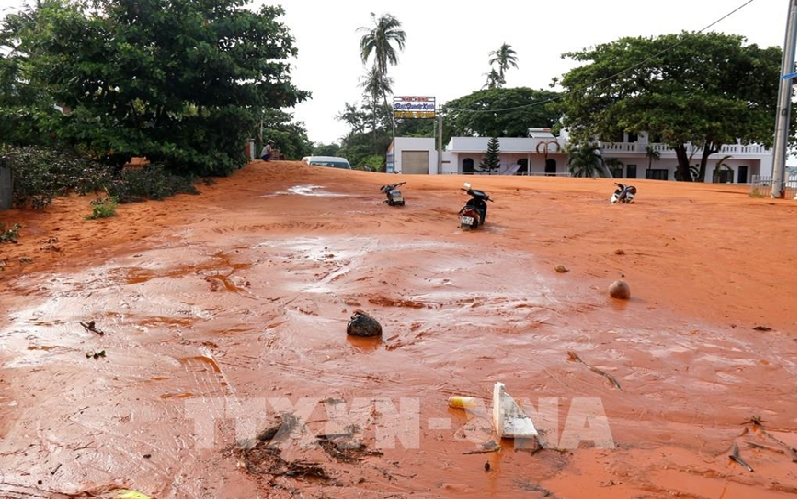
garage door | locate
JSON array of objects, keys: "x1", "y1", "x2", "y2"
[{"x1": 401, "y1": 151, "x2": 430, "y2": 174}]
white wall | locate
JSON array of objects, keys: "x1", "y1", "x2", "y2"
[{"x1": 389, "y1": 138, "x2": 438, "y2": 174}]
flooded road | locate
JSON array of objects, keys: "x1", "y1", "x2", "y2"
[{"x1": 1, "y1": 162, "x2": 796, "y2": 498}]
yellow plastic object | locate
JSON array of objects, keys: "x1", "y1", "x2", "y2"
[
  {"x1": 116, "y1": 491, "x2": 151, "y2": 499},
  {"x1": 448, "y1": 396, "x2": 479, "y2": 409}
]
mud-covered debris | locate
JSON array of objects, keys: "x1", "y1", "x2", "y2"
[
  {"x1": 347, "y1": 310, "x2": 383, "y2": 337},
  {"x1": 316, "y1": 433, "x2": 382, "y2": 463},
  {"x1": 80, "y1": 320, "x2": 105, "y2": 335},
  {"x1": 554, "y1": 265, "x2": 569, "y2": 273},
  {"x1": 567, "y1": 351, "x2": 622, "y2": 391},
  {"x1": 753, "y1": 325, "x2": 773, "y2": 332}
]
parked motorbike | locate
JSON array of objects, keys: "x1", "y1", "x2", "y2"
[
  {"x1": 381, "y1": 182, "x2": 407, "y2": 206},
  {"x1": 459, "y1": 183, "x2": 493, "y2": 230},
  {"x1": 611, "y1": 183, "x2": 637, "y2": 204}
]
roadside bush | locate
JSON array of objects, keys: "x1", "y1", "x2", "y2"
[
  {"x1": 4, "y1": 146, "x2": 113, "y2": 209},
  {"x1": 4, "y1": 146, "x2": 200, "y2": 209},
  {"x1": 107, "y1": 164, "x2": 199, "y2": 203},
  {"x1": 0, "y1": 222, "x2": 21, "y2": 243}
]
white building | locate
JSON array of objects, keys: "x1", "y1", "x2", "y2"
[{"x1": 387, "y1": 129, "x2": 772, "y2": 183}]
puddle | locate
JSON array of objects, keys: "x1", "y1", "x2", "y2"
[{"x1": 262, "y1": 184, "x2": 349, "y2": 198}]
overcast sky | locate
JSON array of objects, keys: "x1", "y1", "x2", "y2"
[{"x1": 0, "y1": 0, "x2": 791, "y2": 145}]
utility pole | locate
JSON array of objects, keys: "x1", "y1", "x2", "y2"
[
  {"x1": 437, "y1": 112, "x2": 443, "y2": 174},
  {"x1": 771, "y1": 0, "x2": 797, "y2": 198}
]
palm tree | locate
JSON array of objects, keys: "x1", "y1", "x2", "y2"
[
  {"x1": 488, "y1": 43, "x2": 519, "y2": 84},
  {"x1": 359, "y1": 66, "x2": 393, "y2": 144},
  {"x1": 358, "y1": 13, "x2": 406, "y2": 138},
  {"x1": 567, "y1": 142, "x2": 610, "y2": 178},
  {"x1": 482, "y1": 68, "x2": 504, "y2": 90},
  {"x1": 604, "y1": 157, "x2": 624, "y2": 178},
  {"x1": 712, "y1": 154, "x2": 733, "y2": 183},
  {"x1": 645, "y1": 145, "x2": 660, "y2": 177}
]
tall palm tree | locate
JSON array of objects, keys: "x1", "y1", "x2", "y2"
[
  {"x1": 358, "y1": 13, "x2": 406, "y2": 139},
  {"x1": 488, "y1": 43, "x2": 519, "y2": 84},
  {"x1": 567, "y1": 142, "x2": 610, "y2": 178}
]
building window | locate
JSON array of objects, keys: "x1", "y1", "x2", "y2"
[
  {"x1": 626, "y1": 164, "x2": 637, "y2": 178},
  {"x1": 646, "y1": 169, "x2": 669, "y2": 180},
  {"x1": 463, "y1": 158, "x2": 475, "y2": 174},
  {"x1": 627, "y1": 132, "x2": 638, "y2": 143}
]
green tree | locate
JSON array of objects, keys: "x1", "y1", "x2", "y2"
[
  {"x1": 443, "y1": 87, "x2": 561, "y2": 138},
  {"x1": 258, "y1": 109, "x2": 312, "y2": 160},
  {"x1": 0, "y1": 3, "x2": 62, "y2": 146},
  {"x1": 567, "y1": 142, "x2": 610, "y2": 178},
  {"x1": 558, "y1": 31, "x2": 785, "y2": 182},
  {"x1": 313, "y1": 143, "x2": 340, "y2": 156},
  {"x1": 16, "y1": 0, "x2": 308, "y2": 175},
  {"x1": 358, "y1": 12, "x2": 406, "y2": 140},
  {"x1": 479, "y1": 136, "x2": 500, "y2": 172},
  {"x1": 488, "y1": 43, "x2": 518, "y2": 86}
]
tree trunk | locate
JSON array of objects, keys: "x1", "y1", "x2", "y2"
[
  {"x1": 696, "y1": 140, "x2": 719, "y2": 183},
  {"x1": 382, "y1": 93, "x2": 395, "y2": 146},
  {"x1": 674, "y1": 144, "x2": 693, "y2": 182}
]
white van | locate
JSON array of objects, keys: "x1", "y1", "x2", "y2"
[{"x1": 304, "y1": 156, "x2": 351, "y2": 169}]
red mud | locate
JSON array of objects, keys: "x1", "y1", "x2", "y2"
[{"x1": 1, "y1": 161, "x2": 796, "y2": 498}]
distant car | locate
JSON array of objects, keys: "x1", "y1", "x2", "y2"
[{"x1": 305, "y1": 156, "x2": 351, "y2": 169}]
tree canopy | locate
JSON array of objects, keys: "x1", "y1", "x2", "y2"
[
  {"x1": 557, "y1": 31, "x2": 787, "y2": 181},
  {"x1": 442, "y1": 87, "x2": 561, "y2": 138},
  {"x1": 0, "y1": 0, "x2": 309, "y2": 175}
]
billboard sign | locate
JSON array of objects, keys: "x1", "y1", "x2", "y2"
[{"x1": 394, "y1": 96, "x2": 436, "y2": 118}]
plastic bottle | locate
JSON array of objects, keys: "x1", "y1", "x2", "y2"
[{"x1": 448, "y1": 396, "x2": 479, "y2": 409}]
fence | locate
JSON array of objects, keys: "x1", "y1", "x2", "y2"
[{"x1": 750, "y1": 175, "x2": 797, "y2": 199}]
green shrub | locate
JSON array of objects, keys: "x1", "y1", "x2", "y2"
[
  {"x1": 0, "y1": 223, "x2": 21, "y2": 243},
  {"x1": 4, "y1": 146, "x2": 113, "y2": 209},
  {"x1": 85, "y1": 197, "x2": 118, "y2": 220},
  {"x1": 107, "y1": 164, "x2": 199, "y2": 202}
]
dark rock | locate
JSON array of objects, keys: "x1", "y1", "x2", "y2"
[{"x1": 347, "y1": 310, "x2": 383, "y2": 337}]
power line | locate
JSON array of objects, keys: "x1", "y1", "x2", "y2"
[{"x1": 443, "y1": 0, "x2": 760, "y2": 115}]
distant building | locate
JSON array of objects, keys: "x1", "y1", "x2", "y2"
[{"x1": 387, "y1": 129, "x2": 772, "y2": 184}]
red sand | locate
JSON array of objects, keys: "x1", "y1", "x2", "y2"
[{"x1": 1, "y1": 161, "x2": 796, "y2": 498}]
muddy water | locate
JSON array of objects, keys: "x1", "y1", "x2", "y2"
[{"x1": 1, "y1": 172, "x2": 797, "y2": 498}]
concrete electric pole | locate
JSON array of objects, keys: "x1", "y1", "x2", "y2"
[{"x1": 771, "y1": 0, "x2": 797, "y2": 198}]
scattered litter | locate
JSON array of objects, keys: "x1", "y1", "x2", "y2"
[
  {"x1": 463, "y1": 440, "x2": 501, "y2": 455},
  {"x1": 484, "y1": 461, "x2": 490, "y2": 471},
  {"x1": 554, "y1": 265, "x2": 569, "y2": 273},
  {"x1": 116, "y1": 491, "x2": 151, "y2": 499},
  {"x1": 614, "y1": 249, "x2": 625, "y2": 255},
  {"x1": 347, "y1": 310, "x2": 383, "y2": 337},
  {"x1": 86, "y1": 350, "x2": 106, "y2": 359},
  {"x1": 80, "y1": 320, "x2": 105, "y2": 335},
  {"x1": 753, "y1": 326, "x2": 773, "y2": 332},
  {"x1": 729, "y1": 442, "x2": 754, "y2": 472},
  {"x1": 448, "y1": 396, "x2": 479, "y2": 409},
  {"x1": 493, "y1": 382, "x2": 539, "y2": 446},
  {"x1": 567, "y1": 351, "x2": 622, "y2": 391}
]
